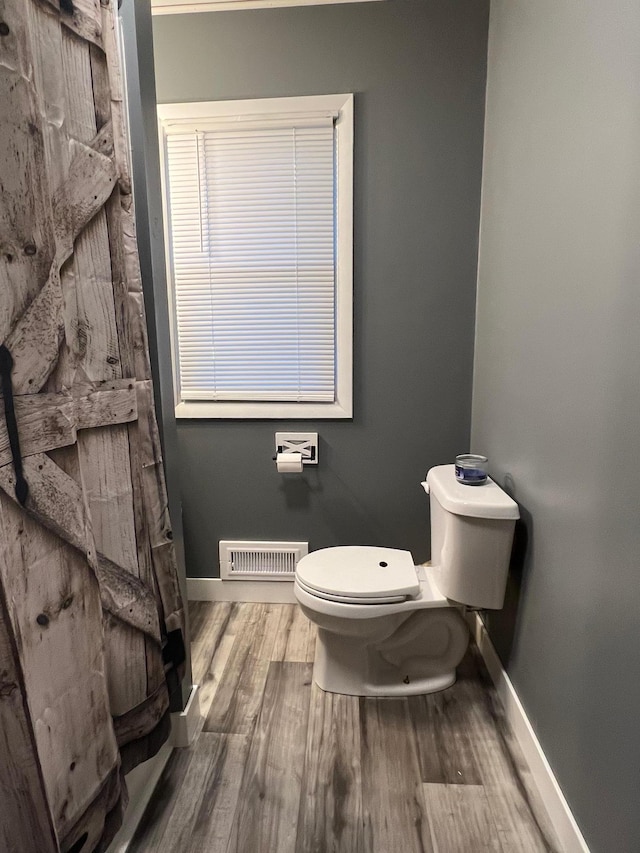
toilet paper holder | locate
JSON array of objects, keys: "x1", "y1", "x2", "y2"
[{"x1": 273, "y1": 432, "x2": 318, "y2": 466}]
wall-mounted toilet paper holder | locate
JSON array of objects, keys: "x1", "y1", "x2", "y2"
[{"x1": 273, "y1": 432, "x2": 318, "y2": 466}]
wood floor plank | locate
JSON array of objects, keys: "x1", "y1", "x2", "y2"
[
  {"x1": 190, "y1": 601, "x2": 235, "y2": 684},
  {"x1": 457, "y1": 647, "x2": 558, "y2": 852},
  {"x1": 128, "y1": 744, "x2": 195, "y2": 851},
  {"x1": 272, "y1": 604, "x2": 317, "y2": 663},
  {"x1": 295, "y1": 684, "x2": 363, "y2": 853},
  {"x1": 129, "y1": 733, "x2": 249, "y2": 853},
  {"x1": 131, "y1": 607, "x2": 556, "y2": 853},
  {"x1": 187, "y1": 599, "x2": 210, "y2": 645},
  {"x1": 422, "y1": 783, "x2": 504, "y2": 853},
  {"x1": 184, "y1": 734, "x2": 251, "y2": 853},
  {"x1": 190, "y1": 602, "x2": 243, "y2": 734},
  {"x1": 360, "y1": 698, "x2": 435, "y2": 853},
  {"x1": 407, "y1": 662, "x2": 483, "y2": 785},
  {"x1": 204, "y1": 603, "x2": 282, "y2": 735},
  {"x1": 226, "y1": 661, "x2": 313, "y2": 853}
]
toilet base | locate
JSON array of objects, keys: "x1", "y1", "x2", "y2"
[
  {"x1": 312, "y1": 606, "x2": 468, "y2": 697},
  {"x1": 313, "y1": 653, "x2": 457, "y2": 697}
]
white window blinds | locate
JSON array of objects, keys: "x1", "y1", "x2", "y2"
[{"x1": 164, "y1": 117, "x2": 336, "y2": 403}]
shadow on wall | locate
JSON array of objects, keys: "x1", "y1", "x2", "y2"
[
  {"x1": 277, "y1": 453, "x2": 397, "y2": 548},
  {"x1": 483, "y1": 473, "x2": 533, "y2": 668}
]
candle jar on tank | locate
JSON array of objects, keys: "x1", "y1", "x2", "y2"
[{"x1": 455, "y1": 454, "x2": 488, "y2": 485}]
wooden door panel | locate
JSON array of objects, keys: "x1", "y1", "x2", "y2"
[
  {"x1": 0, "y1": 484, "x2": 120, "y2": 846},
  {"x1": 0, "y1": 1, "x2": 186, "y2": 849}
]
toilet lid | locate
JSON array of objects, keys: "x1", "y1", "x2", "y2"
[{"x1": 295, "y1": 546, "x2": 420, "y2": 602}]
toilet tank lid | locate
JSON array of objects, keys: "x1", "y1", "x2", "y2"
[{"x1": 426, "y1": 465, "x2": 519, "y2": 520}]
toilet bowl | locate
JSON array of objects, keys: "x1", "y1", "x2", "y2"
[{"x1": 294, "y1": 464, "x2": 519, "y2": 697}]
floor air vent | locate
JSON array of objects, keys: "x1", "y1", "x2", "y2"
[{"x1": 219, "y1": 541, "x2": 308, "y2": 581}]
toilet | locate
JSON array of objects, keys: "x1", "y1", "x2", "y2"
[{"x1": 294, "y1": 464, "x2": 519, "y2": 697}]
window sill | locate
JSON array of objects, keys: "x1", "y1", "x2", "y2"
[{"x1": 175, "y1": 401, "x2": 352, "y2": 420}]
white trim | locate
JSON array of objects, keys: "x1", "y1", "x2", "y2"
[
  {"x1": 468, "y1": 613, "x2": 590, "y2": 853},
  {"x1": 105, "y1": 743, "x2": 173, "y2": 853},
  {"x1": 175, "y1": 400, "x2": 351, "y2": 419},
  {"x1": 170, "y1": 683, "x2": 202, "y2": 747},
  {"x1": 187, "y1": 576, "x2": 297, "y2": 603},
  {"x1": 157, "y1": 94, "x2": 353, "y2": 421},
  {"x1": 152, "y1": 0, "x2": 384, "y2": 15}
]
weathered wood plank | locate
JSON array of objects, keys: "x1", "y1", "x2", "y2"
[
  {"x1": 190, "y1": 602, "x2": 233, "y2": 682},
  {"x1": 272, "y1": 603, "x2": 317, "y2": 663},
  {"x1": 192, "y1": 605, "x2": 239, "y2": 734},
  {"x1": 227, "y1": 661, "x2": 313, "y2": 853},
  {"x1": 186, "y1": 734, "x2": 251, "y2": 853},
  {"x1": 100, "y1": 9, "x2": 186, "y2": 692},
  {"x1": 187, "y1": 599, "x2": 211, "y2": 644},
  {"x1": 0, "y1": 452, "x2": 90, "y2": 552},
  {"x1": 0, "y1": 0, "x2": 56, "y2": 346},
  {"x1": 204, "y1": 603, "x2": 281, "y2": 735},
  {"x1": 4, "y1": 268, "x2": 65, "y2": 395},
  {"x1": 52, "y1": 138, "x2": 117, "y2": 261},
  {"x1": 4, "y1": 134, "x2": 118, "y2": 396},
  {"x1": 422, "y1": 783, "x2": 504, "y2": 853},
  {"x1": 128, "y1": 742, "x2": 196, "y2": 852},
  {"x1": 458, "y1": 649, "x2": 558, "y2": 852},
  {"x1": 27, "y1": 0, "x2": 71, "y2": 199},
  {"x1": 96, "y1": 552, "x2": 161, "y2": 642},
  {"x1": 111, "y1": 679, "x2": 169, "y2": 748},
  {"x1": 407, "y1": 678, "x2": 483, "y2": 785},
  {"x1": 0, "y1": 454, "x2": 161, "y2": 641},
  {"x1": 0, "y1": 492, "x2": 120, "y2": 844},
  {"x1": 136, "y1": 379, "x2": 184, "y2": 635},
  {"x1": 90, "y1": 38, "x2": 161, "y2": 700},
  {"x1": 80, "y1": 426, "x2": 139, "y2": 573},
  {"x1": 60, "y1": 25, "x2": 98, "y2": 143},
  {"x1": 0, "y1": 382, "x2": 137, "y2": 467},
  {"x1": 128, "y1": 733, "x2": 250, "y2": 853},
  {"x1": 74, "y1": 380, "x2": 138, "y2": 429},
  {"x1": 295, "y1": 684, "x2": 363, "y2": 853},
  {"x1": 0, "y1": 582, "x2": 58, "y2": 853},
  {"x1": 0, "y1": 389, "x2": 76, "y2": 467},
  {"x1": 60, "y1": 764, "x2": 123, "y2": 853},
  {"x1": 360, "y1": 697, "x2": 435, "y2": 853},
  {"x1": 3, "y1": 75, "x2": 117, "y2": 396},
  {"x1": 59, "y1": 0, "x2": 103, "y2": 49},
  {"x1": 53, "y1": 8, "x2": 155, "y2": 731},
  {"x1": 27, "y1": 0, "x2": 78, "y2": 400}
]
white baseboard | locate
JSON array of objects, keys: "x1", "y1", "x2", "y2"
[
  {"x1": 187, "y1": 576, "x2": 296, "y2": 603},
  {"x1": 106, "y1": 742, "x2": 173, "y2": 853},
  {"x1": 468, "y1": 613, "x2": 590, "y2": 853},
  {"x1": 170, "y1": 683, "x2": 201, "y2": 747}
]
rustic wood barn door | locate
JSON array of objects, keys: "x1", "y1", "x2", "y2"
[{"x1": 0, "y1": 1, "x2": 185, "y2": 851}]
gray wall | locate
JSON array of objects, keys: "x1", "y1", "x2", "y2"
[
  {"x1": 152, "y1": 0, "x2": 489, "y2": 577},
  {"x1": 472, "y1": 2, "x2": 640, "y2": 850}
]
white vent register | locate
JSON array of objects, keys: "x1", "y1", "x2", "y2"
[{"x1": 219, "y1": 541, "x2": 309, "y2": 581}]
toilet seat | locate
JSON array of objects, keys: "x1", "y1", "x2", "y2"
[
  {"x1": 295, "y1": 545, "x2": 421, "y2": 604},
  {"x1": 295, "y1": 575, "x2": 409, "y2": 605}
]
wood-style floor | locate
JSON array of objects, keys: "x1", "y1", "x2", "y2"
[{"x1": 130, "y1": 602, "x2": 560, "y2": 853}]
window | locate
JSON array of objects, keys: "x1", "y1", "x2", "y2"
[{"x1": 158, "y1": 94, "x2": 353, "y2": 418}]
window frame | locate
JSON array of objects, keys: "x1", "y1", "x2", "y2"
[
  {"x1": 158, "y1": 93, "x2": 353, "y2": 419},
  {"x1": 152, "y1": 0, "x2": 383, "y2": 16}
]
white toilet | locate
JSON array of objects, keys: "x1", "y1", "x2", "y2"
[{"x1": 294, "y1": 464, "x2": 519, "y2": 697}]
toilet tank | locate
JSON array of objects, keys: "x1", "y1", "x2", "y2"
[{"x1": 425, "y1": 465, "x2": 519, "y2": 609}]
